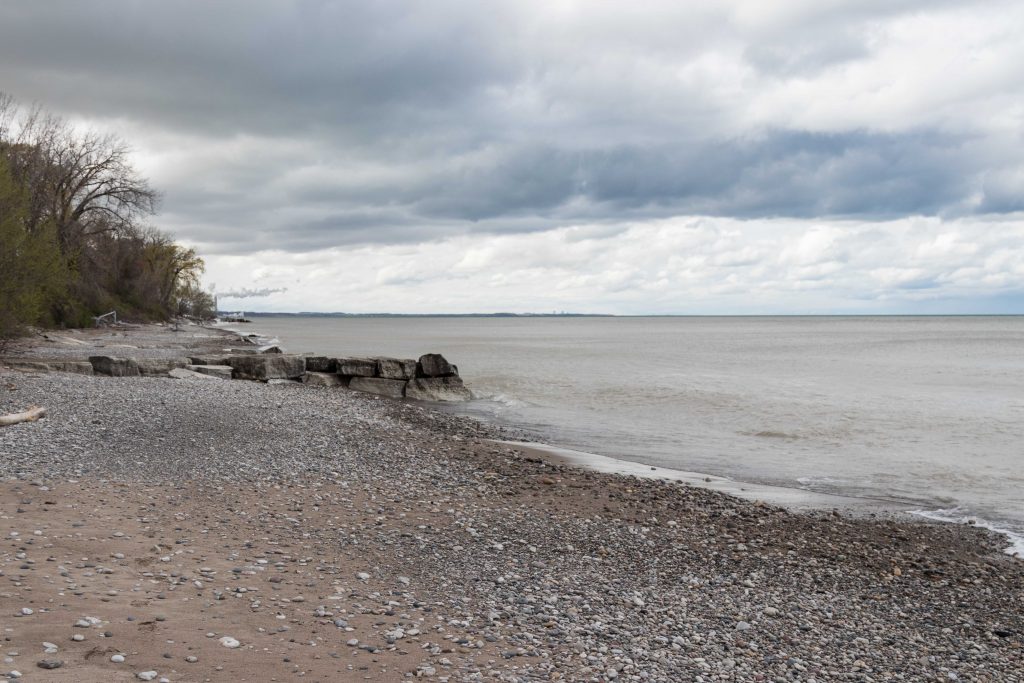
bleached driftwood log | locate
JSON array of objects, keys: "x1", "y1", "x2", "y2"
[{"x1": 0, "y1": 406, "x2": 47, "y2": 427}]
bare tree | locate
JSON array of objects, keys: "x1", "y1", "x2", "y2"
[
  {"x1": 0, "y1": 93, "x2": 201, "y2": 329},
  {"x1": 0, "y1": 93, "x2": 159, "y2": 250}
]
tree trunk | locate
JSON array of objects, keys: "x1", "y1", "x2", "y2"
[{"x1": 0, "y1": 405, "x2": 46, "y2": 427}]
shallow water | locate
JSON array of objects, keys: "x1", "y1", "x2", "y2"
[{"x1": 236, "y1": 315, "x2": 1024, "y2": 554}]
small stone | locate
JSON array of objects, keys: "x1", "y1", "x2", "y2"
[
  {"x1": 346, "y1": 639, "x2": 359, "y2": 647},
  {"x1": 764, "y1": 607, "x2": 779, "y2": 617},
  {"x1": 356, "y1": 572, "x2": 370, "y2": 581},
  {"x1": 185, "y1": 655, "x2": 198, "y2": 663},
  {"x1": 19, "y1": 609, "x2": 32, "y2": 616},
  {"x1": 71, "y1": 635, "x2": 85, "y2": 642},
  {"x1": 111, "y1": 654, "x2": 125, "y2": 663},
  {"x1": 219, "y1": 636, "x2": 240, "y2": 649},
  {"x1": 736, "y1": 621, "x2": 752, "y2": 631},
  {"x1": 36, "y1": 660, "x2": 63, "y2": 670},
  {"x1": 136, "y1": 672, "x2": 158, "y2": 681}
]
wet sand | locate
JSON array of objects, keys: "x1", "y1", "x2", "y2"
[{"x1": 498, "y1": 441, "x2": 913, "y2": 517}]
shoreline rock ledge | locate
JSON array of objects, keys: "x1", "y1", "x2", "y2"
[
  {"x1": 7, "y1": 337, "x2": 473, "y2": 402},
  {"x1": 304, "y1": 352, "x2": 472, "y2": 402}
]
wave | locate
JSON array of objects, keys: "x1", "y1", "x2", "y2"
[
  {"x1": 909, "y1": 507, "x2": 1024, "y2": 559},
  {"x1": 472, "y1": 391, "x2": 529, "y2": 409},
  {"x1": 753, "y1": 430, "x2": 801, "y2": 440},
  {"x1": 796, "y1": 475, "x2": 840, "y2": 487}
]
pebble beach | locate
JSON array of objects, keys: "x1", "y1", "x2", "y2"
[{"x1": 0, "y1": 326, "x2": 1021, "y2": 682}]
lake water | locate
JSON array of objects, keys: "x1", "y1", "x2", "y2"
[{"x1": 234, "y1": 315, "x2": 1024, "y2": 554}]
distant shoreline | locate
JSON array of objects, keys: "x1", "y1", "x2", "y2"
[{"x1": 225, "y1": 311, "x2": 1024, "y2": 318}]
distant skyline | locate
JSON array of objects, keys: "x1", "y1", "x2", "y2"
[{"x1": 2, "y1": 1, "x2": 1022, "y2": 314}]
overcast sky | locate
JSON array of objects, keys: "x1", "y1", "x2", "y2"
[{"x1": 2, "y1": 0, "x2": 1022, "y2": 313}]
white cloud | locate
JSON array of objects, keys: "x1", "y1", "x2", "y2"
[{"x1": 202, "y1": 214, "x2": 1024, "y2": 314}]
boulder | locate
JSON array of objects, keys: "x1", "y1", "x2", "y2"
[
  {"x1": 259, "y1": 345, "x2": 284, "y2": 354},
  {"x1": 376, "y1": 357, "x2": 417, "y2": 380},
  {"x1": 303, "y1": 371, "x2": 346, "y2": 388},
  {"x1": 89, "y1": 356, "x2": 141, "y2": 377},
  {"x1": 305, "y1": 356, "x2": 338, "y2": 373},
  {"x1": 417, "y1": 353, "x2": 457, "y2": 377},
  {"x1": 190, "y1": 364, "x2": 234, "y2": 380},
  {"x1": 2, "y1": 360, "x2": 93, "y2": 375},
  {"x1": 337, "y1": 358, "x2": 378, "y2": 377},
  {"x1": 406, "y1": 376, "x2": 472, "y2": 402},
  {"x1": 169, "y1": 368, "x2": 224, "y2": 381},
  {"x1": 135, "y1": 358, "x2": 190, "y2": 376},
  {"x1": 2, "y1": 360, "x2": 51, "y2": 373},
  {"x1": 189, "y1": 355, "x2": 231, "y2": 366},
  {"x1": 227, "y1": 354, "x2": 306, "y2": 380},
  {"x1": 51, "y1": 360, "x2": 95, "y2": 375},
  {"x1": 349, "y1": 377, "x2": 406, "y2": 399}
]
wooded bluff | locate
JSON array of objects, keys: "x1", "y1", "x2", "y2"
[{"x1": 0, "y1": 93, "x2": 211, "y2": 339}]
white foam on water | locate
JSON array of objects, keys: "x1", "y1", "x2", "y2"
[
  {"x1": 909, "y1": 507, "x2": 1024, "y2": 559},
  {"x1": 472, "y1": 391, "x2": 528, "y2": 409},
  {"x1": 796, "y1": 476, "x2": 839, "y2": 487}
]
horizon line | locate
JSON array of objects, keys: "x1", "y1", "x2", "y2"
[{"x1": 220, "y1": 311, "x2": 1024, "y2": 318}]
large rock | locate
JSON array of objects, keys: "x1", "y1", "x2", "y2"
[
  {"x1": 376, "y1": 357, "x2": 417, "y2": 380},
  {"x1": 305, "y1": 356, "x2": 338, "y2": 373},
  {"x1": 190, "y1": 364, "x2": 234, "y2": 380},
  {"x1": 135, "y1": 358, "x2": 190, "y2": 376},
  {"x1": 337, "y1": 358, "x2": 377, "y2": 377},
  {"x1": 89, "y1": 356, "x2": 141, "y2": 377},
  {"x1": 349, "y1": 377, "x2": 406, "y2": 399},
  {"x1": 227, "y1": 354, "x2": 306, "y2": 380},
  {"x1": 2, "y1": 360, "x2": 93, "y2": 375},
  {"x1": 417, "y1": 353, "x2": 457, "y2": 377},
  {"x1": 169, "y1": 368, "x2": 225, "y2": 381},
  {"x1": 189, "y1": 355, "x2": 231, "y2": 366},
  {"x1": 303, "y1": 371, "x2": 346, "y2": 388},
  {"x1": 406, "y1": 376, "x2": 472, "y2": 402}
]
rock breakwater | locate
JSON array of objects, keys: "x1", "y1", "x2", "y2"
[{"x1": 1, "y1": 325, "x2": 471, "y2": 402}]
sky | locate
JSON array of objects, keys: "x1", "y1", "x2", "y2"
[{"x1": 1, "y1": 0, "x2": 1022, "y2": 314}]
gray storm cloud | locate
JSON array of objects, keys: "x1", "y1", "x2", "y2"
[{"x1": 1, "y1": 0, "x2": 1021, "y2": 258}]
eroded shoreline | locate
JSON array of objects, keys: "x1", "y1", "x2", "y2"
[{"x1": 0, "y1": 325, "x2": 1021, "y2": 682}]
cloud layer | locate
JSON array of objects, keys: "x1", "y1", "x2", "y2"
[
  {"x1": 210, "y1": 215, "x2": 1024, "y2": 314},
  {"x1": 1, "y1": 0, "x2": 1022, "y2": 311}
]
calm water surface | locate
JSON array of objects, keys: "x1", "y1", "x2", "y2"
[{"x1": 237, "y1": 315, "x2": 1024, "y2": 552}]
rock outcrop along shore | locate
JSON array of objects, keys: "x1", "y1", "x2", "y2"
[
  {"x1": 0, "y1": 325, "x2": 1021, "y2": 682},
  {"x1": 2, "y1": 323, "x2": 471, "y2": 402}
]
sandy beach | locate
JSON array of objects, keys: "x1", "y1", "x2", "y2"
[{"x1": 0, "y1": 325, "x2": 1021, "y2": 682}]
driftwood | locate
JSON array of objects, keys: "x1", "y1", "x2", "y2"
[{"x1": 0, "y1": 406, "x2": 47, "y2": 427}]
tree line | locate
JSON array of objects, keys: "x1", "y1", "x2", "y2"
[{"x1": 0, "y1": 94, "x2": 214, "y2": 339}]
